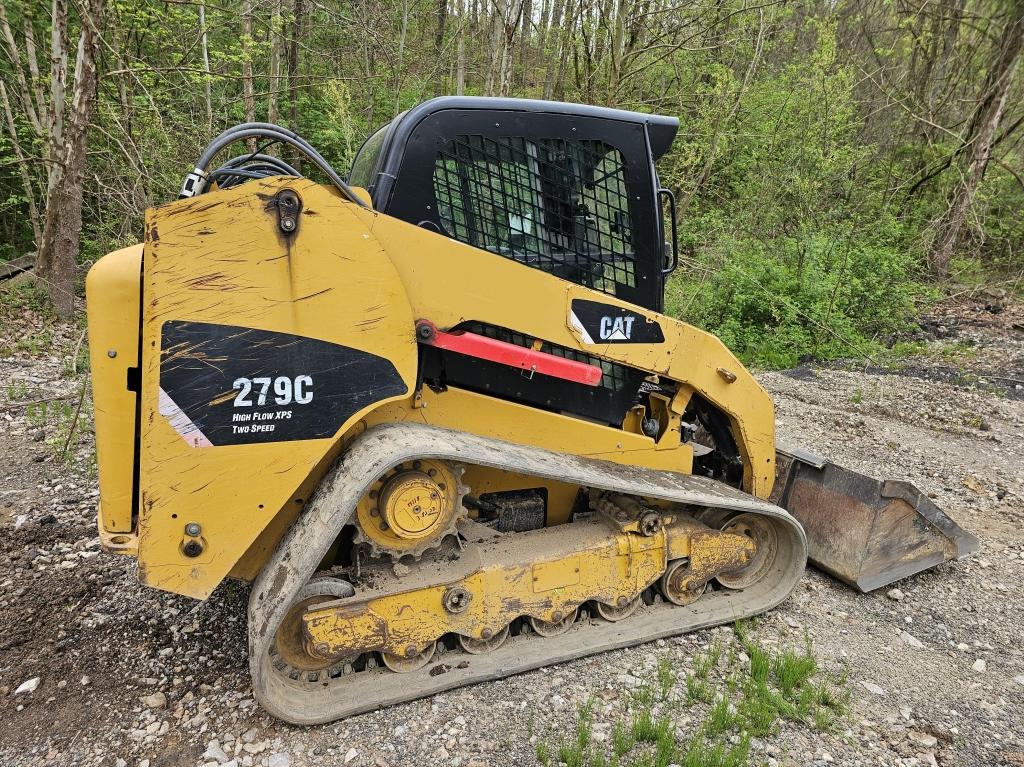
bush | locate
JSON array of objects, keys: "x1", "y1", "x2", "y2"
[{"x1": 666, "y1": 222, "x2": 927, "y2": 369}]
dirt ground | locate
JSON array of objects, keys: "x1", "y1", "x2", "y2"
[{"x1": 0, "y1": 295, "x2": 1021, "y2": 767}]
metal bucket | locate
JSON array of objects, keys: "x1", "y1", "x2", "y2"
[{"x1": 771, "y1": 446, "x2": 980, "y2": 592}]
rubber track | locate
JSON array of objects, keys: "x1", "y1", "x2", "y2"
[{"x1": 248, "y1": 423, "x2": 807, "y2": 724}]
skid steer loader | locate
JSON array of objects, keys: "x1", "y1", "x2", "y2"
[{"x1": 86, "y1": 97, "x2": 977, "y2": 724}]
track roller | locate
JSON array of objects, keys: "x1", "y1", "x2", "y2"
[
  {"x1": 660, "y1": 558, "x2": 707, "y2": 605},
  {"x1": 457, "y1": 625, "x2": 510, "y2": 654},
  {"x1": 381, "y1": 642, "x2": 436, "y2": 672},
  {"x1": 529, "y1": 609, "x2": 579, "y2": 637},
  {"x1": 595, "y1": 596, "x2": 641, "y2": 622}
]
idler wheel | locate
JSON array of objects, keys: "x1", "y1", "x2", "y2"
[{"x1": 715, "y1": 513, "x2": 778, "y2": 590}]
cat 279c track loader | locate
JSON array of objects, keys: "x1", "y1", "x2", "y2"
[{"x1": 86, "y1": 97, "x2": 977, "y2": 724}]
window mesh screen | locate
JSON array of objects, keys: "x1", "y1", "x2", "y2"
[{"x1": 434, "y1": 136, "x2": 636, "y2": 297}]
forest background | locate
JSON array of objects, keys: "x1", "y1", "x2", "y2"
[{"x1": 1, "y1": 0, "x2": 1022, "y2": 368}]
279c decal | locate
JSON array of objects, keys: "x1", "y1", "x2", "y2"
[
  {"x1": 232, "y1": 375, "x2": 313, "y2": 407},
  {"x1": 159, "y1": 321, "x2": 407, "y2": 446}
]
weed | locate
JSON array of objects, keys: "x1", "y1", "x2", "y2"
[
  {"x1": 631, "y1": 710, "x2": 672, "y2": 744},
  {"x1": 611, "y1": 721, "x2": 634, "y2": 759},
  {"x1": 685, "y1": 674, "x2": 709, "y2": 704},
  {"x1": 656, "y1": 658, "x2": 676, "y2": 701},
  {"x1": 536, "y1": 741, "x2": 552, "y2": 766},
  {"x1": 6, "y1": 380, "x2": 30, "y2": 400},
  {"x1": 850, "y1": 387, "x2": 863, "y2": 404},
  {"x1": 533, "y1": 624, "x2": 849, "y2": 767},
  {"x1": 772, "y1": 644, "x2": 817, "y2": 698},
  {"x1": 694, "y1": 639, "x2": 721, "y2": 679},
  {"x1": 747, "y1": 643, "x2": 770, "y2": 684},
  {"x1": 630, "y1": 683, "x2": 656, "y2": 709},
  {"x1": 704, "y1": 695, "x2": 738, "y2": 737},
  {"x1": 62, "y1": 342, "x2": 91, "y2": 377}
]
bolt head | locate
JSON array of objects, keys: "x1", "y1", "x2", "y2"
[
  {"x1": 184, "y1": 522, "x2": 201, "y2": 537},
  {"x1": 617, "y1": 596, "x2": 628, "y2": 607},
  {"x1": 405, "y1": 645, "x2": 417, "y2": 658},
  {"x1": 107, "y1": 349, "x2": 117, "y2": 358},
  {"x1": 182, "y1": 540, "x2": 203, "y2": 558},
  {"x1": 481, "y1": 628, "x2": 493, "y2": 640},
  {"x1": 552, "y1": 611, "x2": 563, "y2": 622}
]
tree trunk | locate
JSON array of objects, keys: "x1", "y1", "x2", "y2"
[
  {"x1": 242, "y1": 0, "x2": 256, "y2": 149},
  {"x1": 198, "y1": 1, "x2": 212, "y2": 132},
  {"x1": 47, "y1": 0, "x2": 68, "y2": 193},
  {"x1": 36, "y1": 0, "x2": 103, "y2": 321},
  {"x1": 456, "y1": 19, "x2": 466, "y2": 95},
  {"x1": 543, "y1": 0, "x2": 566, "y2": 98},
  {"x1": 929, "y1": 3, "x2": 1024, "y2": 277},
  {"x1": 268, "y1": 0, "x2": 283, "y2": 126},
  {"x1": 288, "y1": 0, "x2": 303, "y2": 169},
  {"x1": 394, "y1": 0, "x2": 410, "y2": 116},
  {"x1": 434, "y1": 0, "x2": 448, "y2": 95}
]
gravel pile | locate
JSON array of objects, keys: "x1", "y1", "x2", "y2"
[{"x1": 1, "y1": 300, "x2": 1021, "y2": 767}]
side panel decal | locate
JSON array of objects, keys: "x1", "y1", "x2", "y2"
[
  {"x1": 159, "y1": 321, "x2": 407, "y2": 446},
  {"x1": 570, "y1": 298, "x2": 665, "y2": 344}
]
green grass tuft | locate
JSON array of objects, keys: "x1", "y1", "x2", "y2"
[{"x1": 533, "y1": 624, "x2": 849, "y2": 767}]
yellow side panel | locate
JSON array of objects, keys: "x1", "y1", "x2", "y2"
[
  {"x1": 86, "y1": 245, "x2": 143, "y2": 533},
  {"x1": 137, "y1": 180, "x2": 416, "y2": 599},
  {"x1": 361, "y1": 211, "x2": 776, "y2": 496}
]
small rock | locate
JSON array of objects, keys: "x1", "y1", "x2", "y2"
[
  {"x1": 268, "y1": 753, "x2": 290, "y2": 767},
  {"x1": 887, "y1": 588, "x2": 904, "y2": 601},
  {"x1": 141, "y1": 692, "x2": 167, "y2": 709},
  {"x1": 860, "y1": 681, "x2": 885, "y2": 696},
  {"x1": 115, "y1": 760, "x2": 127, "y2": 767},
  {"x1": 344, "y1": 748, "x2": 358, "y2": 763},
  {"x1": 1014, "y1": 675, "x2": 1024, "y2": 687},
  {"x1": 972, "y1": 658, "x2": 986, "y2": 673},
  {"x1": 900, "y1": 631, "x2": 925, "y2": 650},
  {"x1": 204, "y1": 742, "x2": 231, "y2": 764},
  {"x1": 909, "y1": 731, "x2": 938, "y2": 749},
  {"x1": 15, "y1": 677, "x2": 40, "y2": 695},
  {"x1": 241, "y1": 728, "x2": 258, "y2": 744}
]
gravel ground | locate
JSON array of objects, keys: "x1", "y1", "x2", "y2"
[{"x1": 0, "y1": 296, "x2": 1022, "y2": 767}]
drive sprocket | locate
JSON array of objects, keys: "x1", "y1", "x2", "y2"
[{"x1": 353, "y1": 459, "x2": 467, "y2": 558}]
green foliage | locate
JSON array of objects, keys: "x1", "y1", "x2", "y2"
[
  {"x1": 534, "y1": 624, "x2": 849, "y2": 767},
  {"x1": 2, "y1": 0, "x2": 1019, "y2": 330}
]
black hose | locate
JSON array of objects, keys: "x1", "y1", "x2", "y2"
[{"x1": 180, "y1": 123, "x2": 367, "y2": 207}]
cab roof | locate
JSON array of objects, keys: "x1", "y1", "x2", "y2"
[{"x1": 392, "y1": 96, "x2": 680, "y2": 162}]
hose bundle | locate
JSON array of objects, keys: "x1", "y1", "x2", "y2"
[{"x1": 179, "y1": 122, "x2": 366, "y2": 208}]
